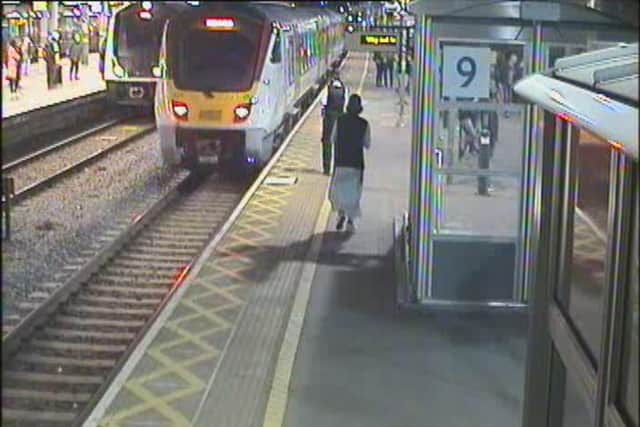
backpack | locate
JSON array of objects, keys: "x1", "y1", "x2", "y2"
[{"x1": 327, "y1": 80, "x2": 346, "y2": 112}]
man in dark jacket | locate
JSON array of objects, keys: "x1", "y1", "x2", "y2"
[{"x1": 320, "y1": 67, "x2": 348, "y2": 175}]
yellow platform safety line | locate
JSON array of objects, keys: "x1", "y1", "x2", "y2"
[{"x1": 262, "y1": 52, "x2": 370, "y2": 427}]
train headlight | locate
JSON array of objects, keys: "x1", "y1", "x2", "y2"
[
  {"x1": 233, "y1": 104, "x2": 251, "y2": 122},
  {"x1": 172, "y1": 100, "x2": 189, "y2": 121}
]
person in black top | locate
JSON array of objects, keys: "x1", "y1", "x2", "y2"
[
  {"x1": 321, "y1": 67, "x2": 348, "y2": 175},
  {"x1": 328, "y1": 94, "x2": 371, "y2": 232},
  {"x1": 373, "y1": 52, "x2": 384, "y2": 87}
]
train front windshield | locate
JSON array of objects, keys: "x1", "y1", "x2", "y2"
[
  {"x1": 114, "y1": 8, "x2": 167, "y2": 77},
  {"x1": 174, "y1": 26, "x2": 262, "y2": 92}
]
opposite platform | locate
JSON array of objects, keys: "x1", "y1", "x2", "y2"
[{"x1": 2, "y1": 53, "x2": 104, "y2": 119}]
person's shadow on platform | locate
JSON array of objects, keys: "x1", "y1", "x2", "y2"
[{"x1": 215, "y1": 229, "x2": 389, "y2": 291}]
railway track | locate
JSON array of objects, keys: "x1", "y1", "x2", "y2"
[
  {"x1": 2, "y1": 119, "x2": 155, "y2": 205},
  {"x1": 1, "y1": 170, "x2": 249, "y2": 426}
]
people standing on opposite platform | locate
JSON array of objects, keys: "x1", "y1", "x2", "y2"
[
  {"x1": 44, "y1": 32, "x2": 61, "y2": 89},
  {"x1": 458, "y1": 110, "x2": 479, "y2": 160},
  {"x1": 6, "y1": 39, "x2": 21, "y2": 99},
  {"x1": 373, "y1": 52, "x2": 384, "y2": 87},
  {"x1": 384, "y1": 53, "x2": 395, "y2": 89},
  {"x1": 321, "y1": 66, "x2": 348, "y2": 175},
  {"x1": 20, "y1": 36, "x2": 32, "y2": 78},
  {"x1": 68, "y1": 32, "x2": 83, "y2": 81},
  {"x1": 328, "y1": 94, "x2": 371, "y2": 232}
]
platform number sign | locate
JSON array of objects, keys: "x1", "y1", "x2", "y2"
[{"x1": 442, "y1": 46, "x2": 490, "y2": 99}]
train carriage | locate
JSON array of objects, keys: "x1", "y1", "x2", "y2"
[
  {"x1": 103, "y1": 2, "x2": 189, "y2": 108},
  {"x1": 155, "y1": 2, "x2": 345, "y2": 171}
]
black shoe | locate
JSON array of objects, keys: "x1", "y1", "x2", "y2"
[{"x1": 336, "y1": 216, "x2": 346, "y2": 231}]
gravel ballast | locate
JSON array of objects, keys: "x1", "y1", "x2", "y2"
[{"x1": 1, "y1": 131, "x2": 182, "y2": 323}]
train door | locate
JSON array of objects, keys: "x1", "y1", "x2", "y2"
[{"x1": 265, "y1": 27, "x2": 286, "y2": 141}]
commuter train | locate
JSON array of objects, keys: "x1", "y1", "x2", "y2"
[
  {"x1": 102, "y1": 2, "x2": 189, "y2": 107},
  {"x1": 155, "y1": 2, "x2": 345, "y2": 171}
]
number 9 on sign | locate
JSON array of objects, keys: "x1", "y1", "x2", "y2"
[
  {"x1": 457, "y1": 56, "x2": 476, "y2": 87},
  {"x1": 442, "y1": 46, "x2": 490, "y2": 99}
]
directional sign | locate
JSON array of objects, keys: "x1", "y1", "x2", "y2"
[
  {"x1": 360, "y1": 34, "x2": 398, "y2": 47},
  {"x1": 346, "y1": 31, "x2": 400, "y2": 53},
  {"x1": 442, "y1": 45, "x2": 490, "y2": 99}
]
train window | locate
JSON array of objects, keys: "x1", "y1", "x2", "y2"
[
  {"x1": 270, "y1": 31, "x2": 281, "y2": 64},
  {"x1": 560, "y1": 128, "x2": 612, "y2": 368},
  {"x1": 114, "y1": 8, "x2": 166, "y2": 77},
  {"x1": 175, "y1": 28, "x2": 261, "y2": 92}
]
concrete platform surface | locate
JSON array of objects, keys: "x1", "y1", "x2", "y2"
[{"x1": 283, "y1": 56, "x2": 528, "y2": 427}]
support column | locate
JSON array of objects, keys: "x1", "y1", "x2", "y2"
[
  {"x1": 408, "y1": 15, "x2": 436, "y2": 301},
  {"x1": 48, "y1": 1, "x2": 58, "y2": 35},
  {"x1": 521, "y1": 22, "x2": 555, "y2": 427}
]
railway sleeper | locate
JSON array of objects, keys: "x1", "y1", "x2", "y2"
[
  {"x1": 141, "y1": 224, "x2": 212, "y2": 235},
  {"x1": 125, "y1": 244, "x2": 201, "y2": 256},
  {"x1": 3, "y1": 370, "x2": 103, "y2": 390},
  {"x1": 110, "y1": 258, "x2": 187, "y2": 272},
  {"x1": 1, "y1": 407, "x2": 77, "y2": 426},
  {"x1": 125, "y1": 239, "x2": 205, "y2": 251},
  {"x1": 162, "y1": 208, "x2": 224, "y2": 219},
  {"x1": 54, "y1": 313, "x2": 145, "y2": 331},
  {"x1": 42, "y1": 326, "x2": 136, "y2": 343},
  {"x1": 3, "y1": 394, "x2": 86, "y2": 416},
  {"x1": 76, "y1": 293, "x2": 159, "y2": 308},
  {"x1": 118, "y1": 252, "x2": 193, "y2": 264},
  {"x1": 94, "y1": 273, "x2": 173, "y2": 286},
  {"x1": 85, "y1": 283, "x2": 167, "y2": 299},
  {"x1": 16, "y1": 352, "x2": 116, "y2": 371},
  {"x1": 5, "y1": 354, "x2": 110, "y2": 382},
  {"x1": 137, "y1": 230, "x2": 210, "y2": 242},
  {"x1": 3, "y1": 387, "x2": 92, "y2": 404},
  {"x1": 15, "y1": 300, "x2": 41, "y2": 314},
  {"x1": 29, "y1": 338, "x2": 127, "y2": 358},
  {"x1": 101, "y1": 266, "x2": 177, "y2": 280},
  {"x1": 64, "y1": 303, "x2": 153, "y2": 320},
  {"x1": 154, "y1": 220, "x2": 215, "y2": 233},
  {"x1": 160, "y1": 215, "x2": 225, "y2": 226}
]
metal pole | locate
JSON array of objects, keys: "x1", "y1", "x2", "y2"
[
  {"x1": 408, "y1": 14, "x2": 434, "y2": 301},
  {"x1": 2, "y1": 177, "x2": 15, "y2": 241},
  {"x1": 477, "y1": 128, "x2": 491, "y2": 195}
]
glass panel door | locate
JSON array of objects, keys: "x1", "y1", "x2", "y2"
[{"x1": 428, "y1": 40, "x2": 527, "y2": 303}]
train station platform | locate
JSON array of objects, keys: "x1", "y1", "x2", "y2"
[
  {"x1": 1, "y1": 53, "x2": 105, "y2": 119},
  {"x1": 84, "y1": 52, "x2": 526, "y2": 427}
]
